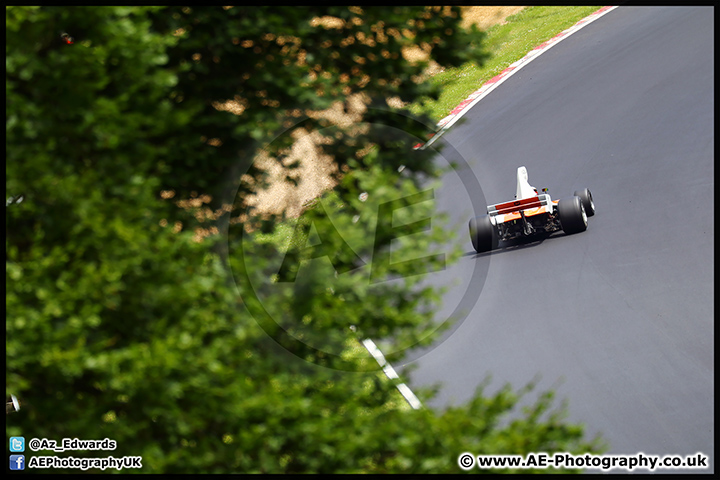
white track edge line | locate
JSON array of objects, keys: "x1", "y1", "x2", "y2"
[
  {"x1": 362, "y1": 338, "x2": 422, "y2": 410},
  {"x1": 422, "y1": 6, "x2": 619, "y2": 150},
  {"x1": 363, "y1": 7, "x2": 620, "y2": 412}
]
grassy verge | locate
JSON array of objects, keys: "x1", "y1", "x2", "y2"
[{"x1": 414, "y1": 6, "x2": 602, "y2": 122}]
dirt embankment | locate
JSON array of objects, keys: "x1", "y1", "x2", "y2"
[{"x1": 201, "y1": 8, "x2": 527, "y2": 231}]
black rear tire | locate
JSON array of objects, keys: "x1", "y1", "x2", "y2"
[
  {"x1": 469, "y1": 215, "x2": 498, "y2": 253},
  {"x1": 573, "y1": 188, "x2": 595, "y2": 217},
  {"x1": 558, "y1": 196, "x2": 588, "y2": 235}
]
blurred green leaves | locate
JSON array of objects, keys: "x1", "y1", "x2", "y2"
[{"x1": 6, "y1": 6, "x2": 603, "y2": 473}]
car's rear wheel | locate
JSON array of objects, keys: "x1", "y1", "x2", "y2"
[
  {"x1": 573, "y1": 188, "x2": 595, "y2": 217},
  {"x1": 558, "y1": 196, "x2": 588, "y2": 235},
  {"x1": 469, "y1": 215, "x2": 498, "y2": 253}
]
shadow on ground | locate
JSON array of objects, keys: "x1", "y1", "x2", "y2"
[{"x1": 463, "y1": 230, "x2": 582, "y2": 258}]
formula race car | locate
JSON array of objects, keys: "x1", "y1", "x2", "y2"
[{"x1": 469, "y1": 166, "x2": 594, "y2": 253}]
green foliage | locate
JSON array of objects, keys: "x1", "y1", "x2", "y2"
[
  {"x1": 235, "y1": 158, "x2": 451, "y2": 370},
  {"x1": 7, "y1": 6, "x2": 604, "y2": 473},
  {"x1": 414, "y1": 6, "x2": 602, "y2": 120}
]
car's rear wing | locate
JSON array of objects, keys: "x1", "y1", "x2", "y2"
[{"x1": 487, "y1": 194, "x2": 553, "y2": 216}]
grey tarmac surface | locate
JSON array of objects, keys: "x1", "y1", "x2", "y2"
[{"x1": 403, "y1": 6, "x2": 714, "y2": 471}]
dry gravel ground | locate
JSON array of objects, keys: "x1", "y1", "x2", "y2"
[
  {"x1": 243, "y1": 7, "x2": 526, "y2": 219},
  {"x1": 460, "y1": 6, "x2": 526, "y2": 30}
]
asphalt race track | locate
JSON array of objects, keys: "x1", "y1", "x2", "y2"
[{"x1": 403, "y1": 7, "x2": 714, "y2": 472}]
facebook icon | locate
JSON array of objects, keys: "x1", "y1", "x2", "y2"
[{"x1": 10, "y1": 454, "x2": 25, "y2": 470}]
